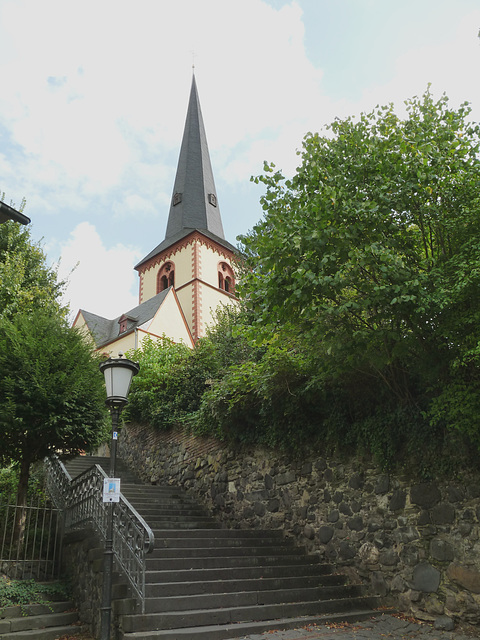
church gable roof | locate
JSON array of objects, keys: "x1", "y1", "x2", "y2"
[{"x1": 80, "y1": 288, "x2": 171, "y2": 348}]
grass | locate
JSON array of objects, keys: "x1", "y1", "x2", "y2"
[{"x1": 0, "y1": 575, "x2": 70, "y2": 612}]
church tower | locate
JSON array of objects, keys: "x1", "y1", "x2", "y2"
[
  {"x1": 134, "y1": 75, "x2": 237, "y2": 341},
  {"x1": 73, "y1": 75, "x2": 236, "y2": 354}
]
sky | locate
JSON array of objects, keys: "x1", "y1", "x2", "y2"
[{"x1": 1, "y1": 0, "x2": 479, "y2": 320}]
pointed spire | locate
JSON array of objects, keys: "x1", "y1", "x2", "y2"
[{"x1": 165, "y1": 75, "x2": 225, "y2": 241}]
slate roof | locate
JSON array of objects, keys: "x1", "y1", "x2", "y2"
[
  {"x1": 79, "y1": 288, "x2": 170, "y2": 349},
  {"x1": 136, "y1": 75, "x2": 232, "y2": 270}
]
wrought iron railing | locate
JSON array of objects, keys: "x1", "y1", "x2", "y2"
[
  {"x1": 0, "y1": 493, "x2": 62, "y2": 580},
  {"x1": 45, "y1": 456, "x2": 154, "y2": 611}
]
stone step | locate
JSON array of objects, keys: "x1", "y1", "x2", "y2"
[
  {"x1": 65, "y1": 457, "x2": 141, "y2": 482},
  {"x1": 144, "y1": 562, "x2": 334, "y2": 583},
  {"x1": 147, "y1": 521, "x2": 219, "y2": 529},
  {"x1": 0, "y1": 602, "x2": 83, "y2": 640},
  {"x1": 149, "y1": 545, "x2": 305, "y2": 558},
  {"x1": 0, "y1": 625, "x2": 89, "y2": 640},
  {"x1": 142, "y1": 584, "x2": 364, "y2": 613},
  {"x1": 144, "y1": 553, "x2": 321, "y2": 571},
  {"x1": 121, "y1": 596, "x2": 379, "y2": 633},
  {"x1": 125, "y1": 506, "x2": 208, "y2": 516},
  {"x1": 144, "y1": 573, "x2": 345, "y2": 597},
  {"x1": 0, "y1": 601, "x2": 76, "y2": 618},
  {"x1": 153, "y1": 533, "x2": 295, "y2": 548},
  {"x1": 119, "y1": 610, "x2": 378, "y2": 639},
  {"x1": 142, "y1": 505, "x2": 218, "y2": 528},
  {"x1": 151, "y1": 528, "x2": 285, "y2": 539}
]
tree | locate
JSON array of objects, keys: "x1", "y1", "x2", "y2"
[
  {"x1": 0, "y1": 310, "x2": 107, "y2": 543},
  {"x1": 0, "y1": 220, "x2": 66, "y2": 321},
  {"x1": 239, "y1": 90, "x2": 480, "y2": 445},
  {"x1": 0, "y1": 199, "x2": 108, "y2": 544}
]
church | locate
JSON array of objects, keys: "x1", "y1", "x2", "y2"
[{"x1": 73, "y1": 75, "x2": 238, "y2": 355}]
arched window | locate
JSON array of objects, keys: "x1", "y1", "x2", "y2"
[
  {"x1": 218, "y1": 262, "x2": 235, "y2": 294},
  {"x1": 157, "y1": 262, "x2": 175, "y2": 293}
]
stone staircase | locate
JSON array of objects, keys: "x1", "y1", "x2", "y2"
[
  {"x1": 0, "y1": 600, "x2": 87, "y2": 640},
  {"x1": 64, "y1": 456, "x2": 382, "y2": 640}
]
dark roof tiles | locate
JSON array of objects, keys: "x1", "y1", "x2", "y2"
[
  {"x1": 79, "y1": 288, "x2": 170, "y2": 348},
  {"x1": 136, "y1": 75, "x2": 230, "y2": 270}
]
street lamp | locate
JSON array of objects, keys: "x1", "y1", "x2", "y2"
[{"x1": 99, "y1": 354, "x2": 139, "y2": 640}]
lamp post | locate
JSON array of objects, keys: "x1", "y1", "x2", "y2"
[{"x1": 99, "y1": 354, "x2": 139, "y2": 640}]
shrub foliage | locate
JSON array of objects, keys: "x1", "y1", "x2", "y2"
[{"x1": 126, "y1": 91, "x2": 480, "y2": 476}]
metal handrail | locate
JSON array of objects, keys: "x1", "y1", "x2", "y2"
[{"x1": 45, "y1": 456, "x2": 154, "y2": 612}]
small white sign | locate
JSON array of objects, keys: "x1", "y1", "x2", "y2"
[{"x1": 103, "y1": 478, "x2": 121, "y2": 503}]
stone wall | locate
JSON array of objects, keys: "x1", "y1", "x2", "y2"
[
  {"x1": 61, "y1": 529, "x2": 104, "y2": 637},
  {"x1": 119, "y1": 422, "x2": 480, "y2": 629},
  {"x1": 61, "y1": 528, "x2": 132, "y2": 639}
]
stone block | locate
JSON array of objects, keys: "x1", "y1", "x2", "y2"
[
  {"x1": 400, "y1": 545, "x2": 419, "y2": 566},
  {"x1": 253, "y1": 501, "x2": 266, "y2": 516},
  {"x1": 370, "y1": 571, "x2": 388, "y2": 596},
  {"x1": 447, "y1": 486, "x2": 465, "y2": 503},
  {"x1": 431, "y1": 502, "x2": 455, "y2": 524},
  {"x1": 447, "y1": 563, "x2": 480, "y2": 593},
  {"x1": 264, "y1": 473, "x2": 274, "y2": 490},
  {"x1": 351, "y1": 499, "x2": 362, "y2": 513},
  {"x1": 324, "y1": 467, "x2": 333, "y2": 481},
  {"x1": 358, "y1": 542, "x2": 379, "y2": 565},
  {"x1": 277, "y1": 471, "x2": 295, "y2": 486},
  {"x1": 434, "y1": 615, "x2": 455, "y2": 631},
  {"x1": 379, "y1": 549, "x2": 399, "y2": 566},
  {"x1": 375, "y1": 475, "x2": 390, "y2": 494},
  {"x1": 417, "y1": 510, "x2": 431, "y2": 526},
  {"x1": 339, "y1": 502, "x2": 353, "y2": 516},
  {"x1": 300, "y1": 462, "x2": 312, "y2": 476},
  {"x1": 430, "y1": 539, "x2": 454, "y2": 562},
  {"x1": 339, "y1": 541, "x2": 356, "y2": 560},
  {"x1": 425, "y1": 595, "x2": 445, "y2": 615},
  {"x1": 349, "y1": 473, "x2": 364, "y2": 490},
  {"x1": 348, "y1": 516, "x2": 364, "y2": 531},
  {"x1": 327, "y1": 509, "x2": 339, "y2": 522},
  {"x1": 318, "y1": 525, "x2": 334, "y2": 544},
  {"x1": 267, "y1": 498, "x2": 280, "y2": 512},
  {"x1": 410, "y1": 482, "x2": 441, "y2": 509},
  {"x1": 304, "y1": 524, "x2": 315, "y2": 540},
  {"x1": 412, "y1": 562, "x2": 441, "y2": 593},
  {"x1": 389, "y1": 489, "x2": 406, "y2": 511}
]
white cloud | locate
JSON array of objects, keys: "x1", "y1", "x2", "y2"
[
  {"x1": 58, "y1": 222, "x2": 141, "y2": 320},
  {"x1": 2, "y1": 0, "x2": 480, "y2": 324}
]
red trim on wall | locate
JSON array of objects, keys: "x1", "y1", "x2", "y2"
[{"x1": 135, "y1": 230, "x2": 234, "y2": 277}]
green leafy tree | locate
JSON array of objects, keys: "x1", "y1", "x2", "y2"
[
  {"x1": 239, "y1": 91, "x2": 480, "y2": 446},
  {"x1": 125, "y1": 337, "x2": 194, "y2": 429},
  {"x1": 0, "y1": 220, "x2": 66, "y2": 321},
  {"x1": 0, "y1": 310, "x2": 107, "y2": 543}
]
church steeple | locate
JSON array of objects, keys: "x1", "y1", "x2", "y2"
[
  {"x1": 134, "y1": 75, "x2": 237, "y2": 341},
  {"x1": 136, "y1": 74, "x2": 232, "y2": 270},
  {"x1": 165, "y1": 74, "x2": 225, "y2": 241}
]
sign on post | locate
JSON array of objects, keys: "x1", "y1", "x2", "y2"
[{"x1": 103, "y1": 478, "x2": 121, "y2": 503}]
